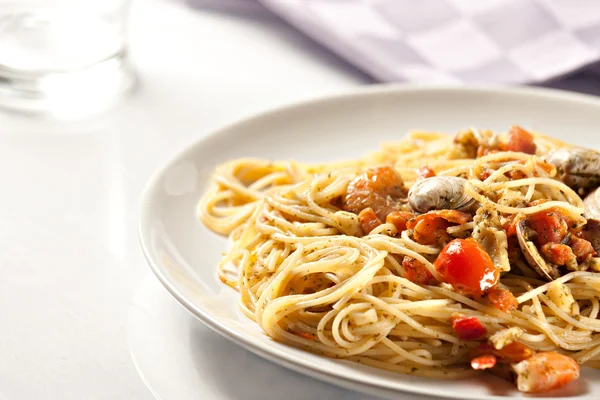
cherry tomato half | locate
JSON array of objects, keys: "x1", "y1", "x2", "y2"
[{"x1": 434, "y1": 239, "x2": 498, "y2": 296}]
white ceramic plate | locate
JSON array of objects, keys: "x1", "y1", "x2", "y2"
[{"x1": 139, "y1": 86, "x2": 600, "y2": 399}]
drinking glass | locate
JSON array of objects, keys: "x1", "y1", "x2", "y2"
[{"x1": 0, "y1": 0, "x2": 135, "y2": 116}]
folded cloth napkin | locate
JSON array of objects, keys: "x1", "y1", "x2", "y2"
[{"x1": 259, "y1": 0, "x2": 600, "y2": 84}]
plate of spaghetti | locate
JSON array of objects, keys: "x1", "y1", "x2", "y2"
[{"x1": 139, "y1": 86, "x2": 600, "y2": 399}]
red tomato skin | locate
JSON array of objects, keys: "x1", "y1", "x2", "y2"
[
  {"x1": 450, "y1": 314, "x2": 487, "y2": 340},
  {"x1": 434, "y1": 239, "x2": 499, "y2": 296},
  {"x1": 527, "y1": 209, "x2": 567, "y2": 246}
]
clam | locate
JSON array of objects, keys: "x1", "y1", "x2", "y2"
[
  {"x1": 581, "y1": 188, "x2": 600, "y2": 252},
  {"x1": 544, "y1": 147, "x2": 600, "y2": 192},
  {"x1": 584, "y1": 187, "x2": 600, "y2": 220},
  {"x1": 408, "y1": 176, "x2": 475, "y2": 213},
  {"x1": 516, "y1": 220, "x2": 560, "y2": 281}
]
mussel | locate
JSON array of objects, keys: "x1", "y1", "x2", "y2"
[
  {"x1": 408, "y1": 176, "x2": 475, "y2": 213},
  {"x1": 516, "y1": 219, "x2": 560, "y2": 281},
  {"x1": 544, "y1": 147, "x2": 600, "y2": 192}
]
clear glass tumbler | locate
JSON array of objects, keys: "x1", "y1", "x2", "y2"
[{"x1": 0, "y1": 0, "x2": 135, "y2": 116}]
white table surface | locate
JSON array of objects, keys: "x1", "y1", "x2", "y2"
[{"x1": 0, "y1": 1, "x2": 368, "y2": 399}]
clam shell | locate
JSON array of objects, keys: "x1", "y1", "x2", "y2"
[
  {"x1": 545, "y1": 147, "x2": 600, "y2": 191},
  {"x1": 516, "y1": 221, "x2": 559, "y2": 281},
  {"x1": 584, "y1": 187, "x2": 600, "y2": 220},
  {"x1": 408, "y1": 176, "x2": 474, "y2": 213}
]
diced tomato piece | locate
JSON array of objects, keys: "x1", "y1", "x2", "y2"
[
  {"x1": 450, "y1": 314, "x2": 487, "y2": 340},
  {"x1": 570, "y1": 236, "x2": 596, "y2": 262},
  {"x1": 416, "y1": 165, "x2": 436, "y2": 179},
  {"x1": 406, "y1": 210, "x2": 472, "y2": 246},
  {"x1": 541, "y1": 243, "x2": 575, "y2": 266},
  {"x1": 470, "y1": 342, "x2": 535, "y2": 364},
  {"x1": 434, "y1": 239, "x2": 498, "y2": 296},
  {"x1": 386, "y1": 211, "x2": 414, "y2": 233},
  {"x1": 410, "y1": 217, "x2": 452, "y2": 245},
  {"x1": 478, "y1": 167, "x2": 493, "y2": 180},
  {"x1": 487, "y1": 287, "x2": 519, "y2": 313},
  {"x1": 527, "y1": 208, "x2": 568, "y2": 246},
  {"x1": 358, "y1": 207, "x2": 383, "y2": 234},
  {"x1": 471, "y1": 354, "x2": 497, "y2": 370},
  {"x1": 506, "y1": 126, "x2": 536, "y2": 154},
  {"x1": 507, "y1": 169, "x2": 528, "y2": 180},
  {"x1": 401, "y1": 256, "x2": 435, "y2": 285},
  {"x1": 504, "y1": 213, "x2": 528, "y2": 239}
]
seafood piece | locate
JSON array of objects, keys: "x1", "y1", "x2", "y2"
[
  {"x1": 568, "y1": 236, "x2": 595, "y2": 264},
  {"x1": 583, "y1": 219, "x2": 600, "y2": 253},
  {"x1": 343, "y1": 166, "x2": 408, "y2": 220},
  {"x1": 472, "y1": 207, "x2": 511, "y2": 272},
  {"x1": 516, "y1": 220, "x2": 560, "y2": 281},
  {"x1": 545, "y1": 147, "x2": 600, "y2": 192},
  {"x1": 583, "y1": 187, "x2": 600, "y2": 219},
  {"x1": 451, "y1": 128, "x2": 501, "y2": 159},
  {"x1": 583, "y1": 188, "x2": 600, "y2": 255},
  {"x1": 407, "y1": 176, "x2": 475, "y2": 213},
  {"x1": 512, "y1": 352, "x2": 580, "y2": 393}
]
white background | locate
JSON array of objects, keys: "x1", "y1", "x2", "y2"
[{"x1": 0, "y1": 0, "x2": 367, "y2": 398}]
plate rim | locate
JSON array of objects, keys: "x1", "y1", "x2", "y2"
[{"x1": 138, "y1": 84, "x2": 600, "y2": 399}]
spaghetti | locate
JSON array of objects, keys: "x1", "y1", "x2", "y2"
[{"x1": 198, "y1": 126, "x2": 600, "y2": 393}]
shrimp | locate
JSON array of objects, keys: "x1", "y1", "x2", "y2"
[
  {"x1": 343, "y1": 166, "x2": 408, "y2": 220},
  {"x1": 512, "y1": 352, "x2": 580, "y2": 393}
]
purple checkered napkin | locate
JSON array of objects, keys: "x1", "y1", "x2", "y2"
[{"x1": 259, "y1": 0, "x2": 600, "y2": 84}]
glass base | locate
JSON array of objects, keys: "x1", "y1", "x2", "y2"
[{"x1": 0, "y1": 52, "x2": 136, "y2": 118}]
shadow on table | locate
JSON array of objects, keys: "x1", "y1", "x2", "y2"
[{"x1": 187, "y1": 323, "x2": 381, "y2": 400}]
